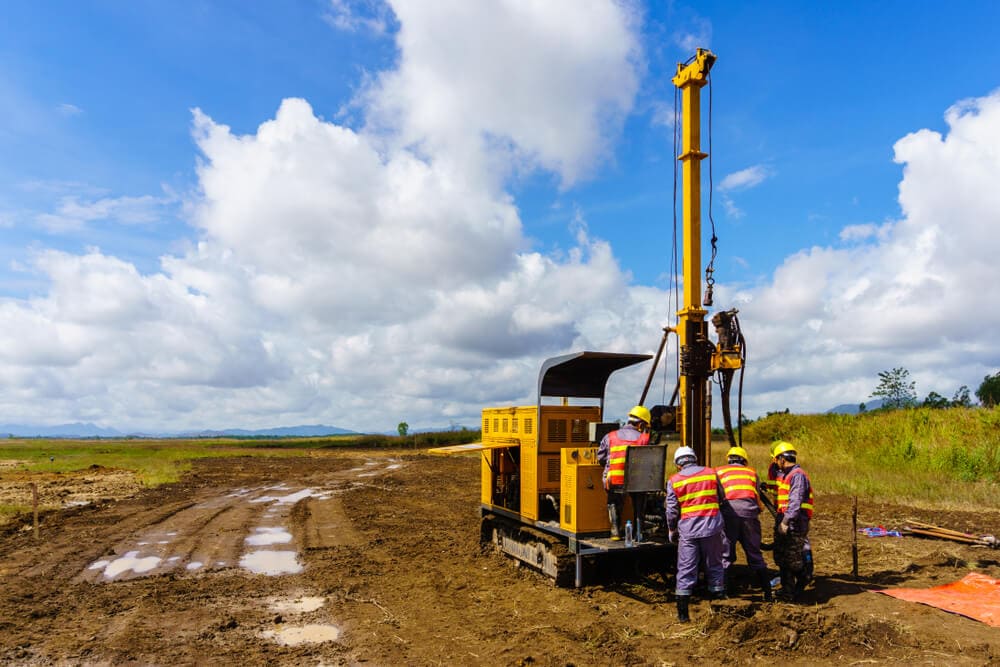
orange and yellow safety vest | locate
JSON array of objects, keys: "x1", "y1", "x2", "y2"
[
  {"x1": 669, "y1": 467, "x2": 721, "y2": 520},
  {"x1": 604, "y1": 430, "x2": 650, "y2": 489},
  {"x1": 716, "y1": 464, "x2": 759, "y2": 501},
  {"x1": 777, "y1": 467, "x2": 814, "y2": 518}
]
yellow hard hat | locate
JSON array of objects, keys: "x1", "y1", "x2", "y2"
[
  {"x1": 727, "y1": 446, "x2": 749, "y2": 461},
  {"x1": 772, "y1": 441, "x2": 796, "y2": 458},
  {"x1": 628, "y1": 405, "x2": 651, "y2": 425}
]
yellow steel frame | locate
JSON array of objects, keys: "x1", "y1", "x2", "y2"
[{"x1": 672, "y1": 48, "x2": 716, "y2": 466}]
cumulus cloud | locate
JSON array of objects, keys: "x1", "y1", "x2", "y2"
[
  {"x1": 733, "y1": 88, "x2": 1000, "y2": 418},
  {"x1": 364, "y1": 0, "x2": 641, "y2": 188},
  {"x1": 0, "y1": 1, "x2": 654, "y2": 431}
]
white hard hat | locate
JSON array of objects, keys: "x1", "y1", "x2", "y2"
[{"x1": 673, "y1": 446, "x2": 697, "y2": 464}]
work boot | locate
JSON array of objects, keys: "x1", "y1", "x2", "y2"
[
  {"x1": 792, "y1": 569, "x2": 809, "y2": 599},
  {"x1": 608, "y1": 503, "x2": 621, "y2": 540},
  {"x1": 756, "y1": 569, "x2": 773, "y2": 602},
  {"x1": 676, "y1": 595, "x2": 691, "y2": 623},
  {"x1": 777, "y1": 568, "x2": 796, "y2": 602},
  {"x1": 710, "y1": 588, "x2": 728, "y2": 600}
]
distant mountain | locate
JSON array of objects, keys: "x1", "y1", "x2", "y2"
[
  {"x1": 0, "y1": 423, "x2": 356, "y2": 438},
  {"x1": 184, "y1": 425, "x2": 357, "y2": 438},
  {"x1": 827, "y1": 399, "x2": 884, "y2": 415}
]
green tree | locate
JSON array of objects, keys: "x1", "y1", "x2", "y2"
[
  {"x1": 871, "y1": 367, "x2": 917, "y2": 410},
  {"x1": 977, "y1": 372, "x2": 1000, "y2": 408},
  {"x1": 397, "y1": 421, "x2": 409, "y2": 437},
  {"x1": 858, "y1": 402, "x2": 866, "y2": 413},
  {"x1": 922, "y1": 391, "x2": 949, "y2": 409},
  {"x1": 951, "y1": 385, "x2": 972, "y2": 408}
]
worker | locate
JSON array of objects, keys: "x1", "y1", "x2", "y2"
[
  {"x1": 597, "y1": 405, "x2": 651, "y2": 541},
  {"x1": 716, "y1": 446, "x2": 772, "y2": 602},
  {"x1": 759, "y1": 441, "x2": 783, "y2": 505},
  {"x1": 772, "y1": 441, "x2": 814, "y2": 602},
  {"x1": 665, "y1": 445, "x2": 727, "y2": 623}
]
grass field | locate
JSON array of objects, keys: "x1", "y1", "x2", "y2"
[
  {"x1": 3, "y1": 408, "x2": 998, "y2": 523},
  {"x1": 738, "y1": 406, "x2": 1000, "y2": 510}
]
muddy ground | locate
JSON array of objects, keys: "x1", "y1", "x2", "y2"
[{"x1": 1, "y1": 449, "x2": 1000, "y2": 666}]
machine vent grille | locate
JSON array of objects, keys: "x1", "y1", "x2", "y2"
[
  {"x1": 571, "y1": 419, "x2": 589, "y2": 443},
  {"x1": 564, "y1": 504, "x2": 572, "y2": 524},
  {"x1": 524, "y1": 418, "x2": 533, "y2": 434},
  {"x1": 547, "y1": 457, "x2": 560, "y2": 482},
  {"x1": 547, "y1": 419, "x2": 567, "y2": 442},
  {"x1": 502, "y1": 418, "x2": 509, "y2": 432},
  {"x1": 483, "y1": 418, "x2": 489, "y2": 434},
  {"x1": 493, "y1": 418, "x2": 499, "y2": 432},
  {"x1": 511, "y1": 418, "x2": 518, "y2": 433}
]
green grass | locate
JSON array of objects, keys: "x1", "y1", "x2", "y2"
[
  {"x1": 0, "y1": 429, "x2": 482, "y2": 487},
  {"x1": 736, "y1": 407, "x2": 1000, "y2": 509}
]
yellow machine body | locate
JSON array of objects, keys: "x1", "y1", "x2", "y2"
[
  {"x1": 560, "y1": 447, "x2": 612, "y2": 533},
  {"x1": 480, "y1": 405, "x2": 602, "y2": 524}
]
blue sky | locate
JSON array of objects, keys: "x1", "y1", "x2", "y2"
[{"x1": 2, "y1": 1, "x2": 1000, "y2": 431}]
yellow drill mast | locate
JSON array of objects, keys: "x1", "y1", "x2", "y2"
[{"x1": 672, "y1": 48, "x2": 717, "y2": 466}]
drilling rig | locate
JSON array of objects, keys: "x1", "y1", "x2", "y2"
[{"x1": 430, "y1": 48, "x2": 746, "y2": 586}]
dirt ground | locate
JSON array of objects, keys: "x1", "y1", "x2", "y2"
[{"x1": 1, "y1": 449, "x2": 1000, "y2": 666}]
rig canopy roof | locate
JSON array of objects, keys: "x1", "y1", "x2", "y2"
[{"x1": 537, "y1": 351, "x2": 651, "y2": 402}]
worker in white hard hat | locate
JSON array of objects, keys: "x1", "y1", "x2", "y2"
[
  {"x1": 664, "y1": 445, "x2": 727, "y2": 623},
  {"x1": 597, "y1": 405, "x2": 651, "y2": 541},
  {"x1": 716, "y1": 446, "x2": 771, "y2": 602}
]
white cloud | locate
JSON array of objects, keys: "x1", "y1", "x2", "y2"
[
  {"x1": 0, "y1": 1, "x2": 651, "y2": 431},
  {"x1": 674, "y1": 18, "x2": 712, "y2": 53},
  {"x1": 733, "y1": 88, "x2": 1000, "y2": 418},
  {"x1": 719, "y1": 164, "x2": 771, "y2": 191},
  {"x1": 364, "y1": 0, "x2": 641, "y2": 188},
  {"x1": 57, "y1": 103, "x2": 83, "y2": 116},
  {"x1": 322, "y1": 0, "x2": 392, "y2": 34},
  {"x1": 35, "y1": 194, "x2": 172, "y2": 232}
]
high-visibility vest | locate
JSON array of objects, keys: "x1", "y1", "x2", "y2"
[
  {"x1": 764, "y1": 462, "x2": 780, "y2": 497},
  {"x1": 604, "y1": 430, "x2": 650, "y2": 489},
  {"x1": 669, "y1": 468, "x2": 721, "y2": 520},
  {"x1": 716, "y1": 464, "x2": 759, "y2": 501},
  {"x1": 777, "y1": 467, "x2": 814, "y2": 518}
]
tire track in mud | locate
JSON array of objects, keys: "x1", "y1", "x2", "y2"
[{"x1": 78, "y1": 458, "x2": 405, "y2": 583}]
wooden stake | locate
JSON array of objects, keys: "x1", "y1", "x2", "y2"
[
  {"x1": 851, "y1": 495, "x2": 858, "y2": 578},
  {"x1": 31, "y1": 482, "x2": 38, "y2": 541}
]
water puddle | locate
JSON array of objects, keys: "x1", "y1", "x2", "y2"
[
  {"x1": 260, "y1": 624, "x2": 340, "y2": 646},
  {"x1": 90, "y1": 551, "x2": 163, "y2": 579},
  {"x1": 240, "y1": 550, "x2": 303, "y2": 575},
  {"x1": 269, "y1": 596, "x2": 325, "y2": 614},
  {"x1": 246, "y1": 527, "x2": 293, "y2": 546}
]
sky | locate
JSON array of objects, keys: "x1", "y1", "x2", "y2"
[{"x1": 2, "y1": 0, "x2": 1000, "y2": 433}]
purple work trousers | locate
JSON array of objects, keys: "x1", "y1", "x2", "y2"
[
  {"x1": 722, "y1": 512, "x2": 767, "y2": 571},
  {"x1": 675, "y1": 531, "x2": 726, "y2": 596}
]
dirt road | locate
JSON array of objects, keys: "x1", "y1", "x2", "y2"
[{"x1": 1, "y1": 449, "x2": 999, "y2": 665}]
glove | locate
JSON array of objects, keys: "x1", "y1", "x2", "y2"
[{"x1": 778, "y1": 521, "x2": 789, "y2": 535}]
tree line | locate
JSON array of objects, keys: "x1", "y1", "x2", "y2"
[{"x1": 865, "y1": 367, "x2": 1000, "y2": 411}]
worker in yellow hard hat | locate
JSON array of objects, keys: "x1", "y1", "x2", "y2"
[
  {"x1": 716, "y1": 446, "x2": 772, "y2": 601},
  {"x1": 760, "y1": 440, "x2": 787, "y2": 504},
  {"x1": 772, "y1": 441, "x2": 815, "y2": 602},
  {"x1": 597, "y1": 405, "x2": 651, "y2": 541}
]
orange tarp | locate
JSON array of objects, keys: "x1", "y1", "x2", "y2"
[{"x1": 876, "y1": 572, "x2": 1000, "y2": 627}]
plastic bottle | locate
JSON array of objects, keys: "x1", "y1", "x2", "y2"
[{"x1": 624, "y1": 520, "x2": 634, "y2": 547}]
